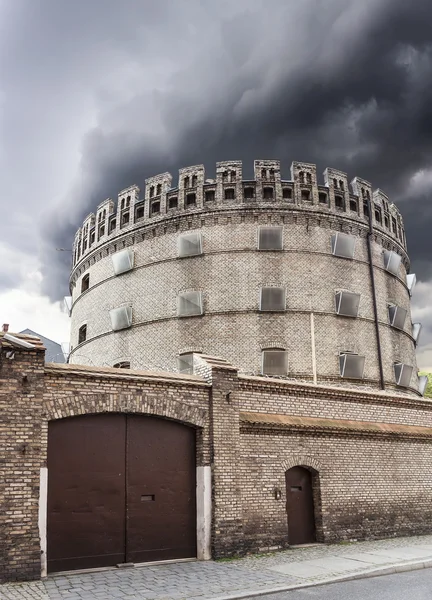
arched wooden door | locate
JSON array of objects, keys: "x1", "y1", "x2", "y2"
[
  {"x1": 47, "y1": 414, "x2": 196, "y2": 573},
  {"x1": 285, "y1": 466, "x2": 316, "y2": 545}
]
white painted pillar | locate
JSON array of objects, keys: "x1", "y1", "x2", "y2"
[
  {"x1": 196, "y1": 466, "x2": 211, "y2": 560},
  {"x1": 38, "y1": 467, "x2": 48, "y2": 577}
]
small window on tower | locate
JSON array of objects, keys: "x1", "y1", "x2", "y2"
[
  {"x1": 168, "y1": 196, "x2": 178, "y2": 209},
  {"x1": 113, "y1": 361, "x2": 130, "y2": 369},
  {"x1": 283, "y1": 187, "x2": 292, "y2": 200},
  {"x1": 263, "y1": 187, "x2": 274, "y2": 200},
  {"x1": 394, "y1": 362, "x2": 413, "y2": 388},
  {"x1": 301, "y1": 190, "x2": 311, "y2": 201},
  {"x1": 349, "y1": 199, "x2": 358, "y2": 212},
  {"x1": 150, "y1": 201, "x2": 160, "y2": 215},
  {"x1": 205, "y1": 190, "x2": 215, "y2": 202},
  {"x1": 78, "y1": 324, "x2": 87, "y2": 344},
  {"x1": 335, "y1": 195, "x2": 344, "y2": 210},
  {"x1": 186, "y1": 193, "x2": 196, "y2": 206},
  {"x1": 259, "y1": 287, "x2": 286, "y2": 311},
  {"x1": 383, "y1": 250, "x2": 401, "y2": 275},
  {"x1": 81, "y1": 274, "x2": 90, "y2": 293},
  {"x1": 244, "y1": 187, "x2": 254, "y2": 199},
  {"x1": 257, "y1": 226, "x2": 283, "y2": 251},
  {"x1": 225, "y1": 188, "x2": 235, "y2": 200},
  {"x1": 335, "y1": 291, "x2": 361, "y2": 317},
  {"x1": 178, "y1": 232, "x2": 203, "y2": 257},
  {"x1": 388, "y1": 305, "x2": 407, "y2": 330},
  {"x1": 339, "y1": 352, "x2": 365, "y2": 379},
  {"x1": 331, "y1": 233, "x2": 356, "y2": 259},
  {"x1": 262, "y1": 349, "x2": 288, "y2": 376},
  {"x1": 178, "y1": 353, "x2": 194, "y2": 374},
  {"x1": 319, "y1": 192, "x2": 328, "y2": 204},
  {"x1": 177, "y1": 291, "x2": 203, "y2": 317}
]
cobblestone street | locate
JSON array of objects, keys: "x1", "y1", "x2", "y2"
[{"x1": 2, "y1": 535, "x2": 432, "y2": 600}]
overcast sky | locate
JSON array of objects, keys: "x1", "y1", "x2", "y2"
[{"x1": 0, "y1": 0, "x2": 431, "y2": 368}]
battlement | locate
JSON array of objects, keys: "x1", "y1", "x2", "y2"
[{"x1": 71, "y1": 160, "x2": 407, "y2": 268}]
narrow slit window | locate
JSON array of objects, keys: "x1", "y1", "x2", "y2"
[
  {"x1": 113, "y1": 361, "x2": 130, "y2": 369},
  {"x1": 177, "y1": 291, "x2": 203, "y2": 317},
  {"x1": 178, "y1": 232, "x2": 203, "y2": 257},
  {"x1": 81, "y1": 274, "x2": 90, "y2": 293},
  {"x1": 412, "y1": 323, "x2": 422, "y2": 344},
  {"x1": 258, "y1": 226, "x2": 283, "y2": 251},
  {"x1": 339, "y1": 353, "x2": 365, "y2": 379},
  {"x1": 419, "y1": 375, "x2": 428, "y2": 396},
  {"x1": 406, "y1": 273, "x2": 416, "y2": 296},
  {"x1": 78, "y1": 324, "x2": 87, "y2": 344},
  {"x1": 259, "y1": 287, "x2": 286, "y2": 311},
  {"x1": 262, "y1": 349, "x2": 288, "y2": 376}
]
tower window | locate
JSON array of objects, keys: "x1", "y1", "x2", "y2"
[
  {"x1": 263, "y1": 187, "x2": 274, "y2": 200},
  {"x1": 178, "y1": 231, "x2": 203, "y2": 257},
  {"x1": 178, "y1": 353, "x2": 194, "y2": 375},
  {"x1": 349, "y1": 199, "x2": 358, "y2": 212},
  {"x1": 335, "y1": 291, "x2": 361, "y2": 317},
  {"x1": 259, "y1": 287, "x2": 286, "y2": 311},
  {"x1": 383, "y1": 250, "x2": 401, "y2": 275},
  {"x1": 394, "y1": 362, "x2": 413, "y2": 388},
  {"x1": 205, "y1": 190, "x2": 215, "y2": 202},
  {"x1": 156, "y1": 183, "x2": 162, "y2": 195},
  {"x1": 136, "y1": 206, "x2": 144, "y2": 220},
  {"x1": 388, "y1": 305, "x2": 407, "y2": 330},
  {"x1": 339, "y1": 352, "x2": 365, "y2": 379},
  {"x1": 150, "y1": 201, "x2": 160, "y2": 215},
  {"x1": 168, "y1": 196, "x2": 178, "y2": 209},
  {"x1": 262, "y1": 349, "x2": 288, "y2": 376},
  {"x1": 177, "y1": 291, "x2": 203, "y2": 317},
  {"x1": 331, "y1": 233, "x2": 356, "y2": 259},
  {"x1": 109, "y1": 219, "x2": 116, "y2": 232},
  {"x1": 225, "y1": 188, "x2": 235, "y2": 200},
  {"x1": 109, "y1": 306, "x2": 133, "y2": 331},
  {"x1": 81, "y1": 274, "x2": 90, "y2": 293},
  {"x1": 186, "y1": 193, "x2": 196, "y2": 206},
  {"x1": 282, "y1": 187, "x2": 292, "y2": 199},
  {"x1": 319, "y1": 192, "x2": 328, "y2": 204},
  {"x1": 244, "y1": 187, "x2": 254, "y2": 199},
  {"x1": 122, "y1": 212, "x2": 130, "y2": 225},
  {"x1": 112, "y1": 247, "x2": 134, "y2": 275},
  {"x1": 257, "y1": 226, "x2": 283, "y2": 251},
  {"x1": 301, "y1": 190, "x2": 311, "y2": 201},
  {"x1": 335, "y1": 195, "x2": 344, "y2": 209},
  {"x1": 78, "y1": 324, "x2": 87, "y2": 344},
  {"x1": 374, "y1": 208, "x2": 382, "y2": 224}
]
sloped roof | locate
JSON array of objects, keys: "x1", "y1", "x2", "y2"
[
  {"x1": 19, "y1": 329, "x2": 64, "y2": 362},
  {"x1": 0, "y1": 331, "x2": 45, "y2": 351}
]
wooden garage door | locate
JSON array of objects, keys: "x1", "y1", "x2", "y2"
[{"x1": 47, "y1": 414, "x2": 196, "y2": 573}]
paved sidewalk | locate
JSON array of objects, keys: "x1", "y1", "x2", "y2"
[{"x1": 2, "y1": 535, "x2": 432, "y2": 600}]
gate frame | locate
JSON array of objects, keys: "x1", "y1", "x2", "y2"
[{"x1": 40, "y1": 394, "x2": 211, "y2": 577}]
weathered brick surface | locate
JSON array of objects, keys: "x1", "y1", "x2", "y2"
[
  {"x1": 2, "y1": 342, "x2": 432, "y2": 582},
  {"x1": 68, "y1": 160, "x2": 417, "y2": 394}
]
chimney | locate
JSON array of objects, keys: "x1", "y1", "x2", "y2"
[{"x1": 2, "y1": 324, "x2": 9, "y2": 332}]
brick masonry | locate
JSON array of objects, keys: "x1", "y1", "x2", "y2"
[
  {"x1": 67, "y1": 160, "x2": 420, "y2": 395},
  {"x1": 2, "y1": 335, "x2": 432, "y2": 582}
]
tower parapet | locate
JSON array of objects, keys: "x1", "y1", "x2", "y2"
[{"x1": 72, "y1": 160, "x2": 407, "y2": 268}]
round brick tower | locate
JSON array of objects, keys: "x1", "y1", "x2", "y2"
[{"x1": 67, "y1": 159, "x2": 423, "y2": 396}]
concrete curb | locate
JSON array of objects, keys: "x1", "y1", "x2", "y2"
[{"x1": 209, "y1": 557, "x2": 432, "y2": 600}]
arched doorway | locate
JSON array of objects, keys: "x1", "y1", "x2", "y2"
[
  {"x1": 285, "y1": 466, "x2": 316, "y2": 545},
  {"x1": 47, "y1": 414, "x2": 196, "y2": 573}
]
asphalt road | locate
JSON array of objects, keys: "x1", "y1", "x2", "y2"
[{"x1": 245, "y1": 568, "x2": 432, "y2": 599}]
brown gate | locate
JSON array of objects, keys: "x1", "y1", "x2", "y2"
[
  {"x1": 285, "y1": 466, "x2": 316, "y2": 545},
  {"x1": 47, "y1": 414, "x2": 196, "y2": 573}
]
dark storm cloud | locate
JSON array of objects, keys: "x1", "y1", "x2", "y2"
[{"x1": 1, "y1": 0, "x2": 431, "y2": 302}]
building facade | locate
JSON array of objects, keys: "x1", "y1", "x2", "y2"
[
  {"x1": 1, "y1": 333, "x2": 432, "y2": 583},
  {"x1": 67, "y1": 160, "x2": 423, "y2": 396}
]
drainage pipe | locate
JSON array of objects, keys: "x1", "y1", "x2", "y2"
[{"x1": 366, "y1": 197, "x2": 385, "y2": 390}]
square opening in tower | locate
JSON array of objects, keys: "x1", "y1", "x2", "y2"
[
  {"x1": 259, "y1": 287, "x2": 286, "y2": 311},
  {"x1": 178, "y1": 232, "x2": 203, "y2": 258},
  {"x1": 109, "y1": 306, "x2": 133, "y2": 331},
  {"x1": 339, "y1": 353, "x2": 365, "y2": 379},
  {"x1": 394, "y1": 362, "x2": 413, "y2": 387},
  {"x1": 258, "y1": 226, "x2": 283, "y2": 251},
  {"x1": 335, "y1": 291, "x2": 360, "y2": 317},
  {"x1": 178, "y1": 353, "x2": 194, "y2": 374},
  {"x1": 412, "y1": 323, "x2": 422, "y2": 344},
  {"x1": 177, "y1": 292, "x2": 203, "y2": 317},
  {"x1": 406, "y1": 273, "x2": 416, "y2": 296},
  {"x1": 331, "y1": 233, "x2": 356, "y2": 259},
  {"x1": 388, "y1": 305, "x2": 407, "y2": 330},
  {"x1": 383, "y1": 250, "x2": 402, "y2": 275},
  {"x1": 262, "y1": 349, "x2": 288, "y2": 376},
  {"x1": 112, "y1": 248, "x2": 134, "y2": 275}
]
